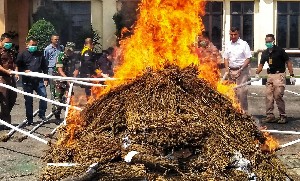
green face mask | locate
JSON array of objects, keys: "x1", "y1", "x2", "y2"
[
  {"x1": 265, "y1": 42, "x2": 273, "y2": 49},
  {"x1": 28, "y1": 46, "x2": 38, "y2": 53},
  {"x1": 3, "y1": 42, "x2": 12, "y2": 50}
]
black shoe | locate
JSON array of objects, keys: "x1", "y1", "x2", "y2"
[
  {"x1": 27, "y1": 120, "x2": 33, "y2": 125},
  {"x1": 54, "y1": 114, "x2": 62, "y2": 125},
  {"x1": 39, "y1": 115, "x2": 47, "y2": 122}
]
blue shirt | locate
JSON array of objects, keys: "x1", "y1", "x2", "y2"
[{"x1": 44, "y1": 44, "x2": 63, "y2": 68}]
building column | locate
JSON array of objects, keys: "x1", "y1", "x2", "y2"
[
  {"x1": 92, "y1": 0, "x2": 117, "y2": 50},
  {"x1": 255, "y1": 0, "x2": 274, "y2": 51},
  {"x1": 18, "y1": 0, "x2": 30, "y2": 51},
  {"x1": 102, "y1": 0, "x2": 117, "y2": 49},
  {"x1": 0, "y1": 0, "x2": 7, "y2": 34},
  {"x1": 91, "y1": 0, "x2": 103, "y2": 49}
]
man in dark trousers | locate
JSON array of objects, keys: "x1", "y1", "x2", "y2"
[
  {"x1": 0, "y1": 33, "x2": 17, "y2": 126},
  {"x1": 16, "y1": 37, "x2": 48, "y2": 125},
  {"x1": 76, "y1": 38, "x2": 97, "y2": 99},
  {"x1": 256, "y1": 34, "x2": 295, "y2": 124}
]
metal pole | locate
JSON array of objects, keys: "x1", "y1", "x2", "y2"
[
  {"x1": 233, "y1": 78, "x2": 260, "y2": 89},
  {"x1": 18, "y1": 112, "x2": 54, "y2": 142},
  {"x1": 4, "y1": 109, "x2": 40, "y2": 141},
  {"x1": 0, "y1": 119, "x2": 48, "y2": 144},
  {"x1": 0, "y1": 83, "x2": 82, "y2": 111},
  {"x1": 63, "y1": 83, "x2": 74, "y2": 125}
]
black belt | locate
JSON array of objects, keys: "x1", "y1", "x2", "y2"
[
  {"x1": 268, "y1": 71, "x2": 285, "y2": 74},
  {"x1": 267, "y1": 68, "x2": 285, "y2": 74},
  {"x1": 229, "y1": 67, "x2": 241, "y2": 70}
]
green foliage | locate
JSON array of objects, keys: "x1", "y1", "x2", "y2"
[
  {"x1": 27, "y1": 19, "x2": 57, "y2": 51},
  {"x1": 32, "y1": 0, "x2": 72, "y2": 47}
]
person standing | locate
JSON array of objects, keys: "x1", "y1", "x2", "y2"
[
  {"x1": 52, "y1": 42, "x2": 75, "y2": 121},
  {"x1": 16, "y1": 38, "x2": 48, "y2": 125},
  {"x1": 255, "y1": 34, "x2": 295, "y2": 124},
  {"x1": 223, "y1": 27, "x2": 252, "y2": 113},
  {"x1": 96, "y1": 47, "x2": 115, "y2": 78},
  {"x1": 77, "y1": 38, "x2": 97, "y2": 99},
  {"x1": 44, "y1": 34, "x2": 63, "y2": 99},
  {"x1": 0, "y1": 33, "x2": 17, "y2": 125}
]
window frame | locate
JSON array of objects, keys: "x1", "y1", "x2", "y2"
[
  {"x1": 277, "y1": 1, "x2": 300, "y2": 49},
  {"x1": 230, "y1": 1, "x2": 254, "y2": 50}
]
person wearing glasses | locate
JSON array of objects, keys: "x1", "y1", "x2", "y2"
[
  {"x1": 255, "y1": 34, "x2": 295, "y2": 124},
  {"x1": 0, "y1": 33, "x2": 17, "y2": 127},
  {"x1": 223, "y1": 27, "x2": 252, "y2": 114}
]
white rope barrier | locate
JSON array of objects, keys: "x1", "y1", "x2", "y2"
[
  {"x1": 0, "y1": 83, "x2": 82, "y2": 111},
  {"x1": 261, "y1": 130, "x2": 300, "y2": 135},
  {"x1": 285, "y1": 90, "x2": 300, "y2": 96},
  {"x1": 0, "y1": 118, "x2": 48, "y2": 144},
  {"x1": 280, "y1": 138, "x2": 300, "y2": 148},
  {"x1": 11, "y1": 71, "x2": 118, "y2": 82},
  {"x1": 63, "y1": 83, "x2": 74, "y2": 125}
]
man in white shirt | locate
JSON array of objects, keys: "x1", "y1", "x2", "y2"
[{"x1": 223, "y1": 27, "x2": 252, "y2": 113}]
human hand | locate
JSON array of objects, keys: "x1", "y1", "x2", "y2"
[
  {"x1": 15, "y1": 74, "x2": 19, "y2": 81},
  {"x1": 101, "y1": 73, "x2": 109, "y2": 78},
  {"x1": 25, "y1": 70, "x2": 31, "y2": 73},
  {"x1": 255, "y1": 74, "x2": 260, "y2": 79},
  {"x1": 44, "y1": 80, "x2": 48, "y2": 87},
  {"x1": 235, "y1": 69, "x2": 242, "y2": 78},
  {"x1": 290, "y1": 76, "x2": 296, "y2": 85}
]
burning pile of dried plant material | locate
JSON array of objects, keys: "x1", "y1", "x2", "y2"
[{"x1": 41, "y1": 65, "x2": 288, "y2": 180}]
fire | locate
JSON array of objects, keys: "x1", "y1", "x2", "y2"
[
  {"x1": 104, "y1": 0, "x2": 239, "y2": 108},
  {"x1": 63, "y1": 0, "x2": 243, "y2": 144},
  {"x1": 260, "y1": 131, "x2": 280, "y2": 153}
]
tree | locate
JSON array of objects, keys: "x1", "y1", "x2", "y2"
[
  {"x1": 32, "y1": 0, "x2": 72, "y2": 45},
  {"x1": 27, "y1": 19, "x2": 57, "y2": 51}
]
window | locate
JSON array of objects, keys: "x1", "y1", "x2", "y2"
[
  {"x1": 202, "y1": 1, "x2": 223, "y2": 50},
  {"x1": 277, "y1": 2, "x2": 300, "y2": 49},
  {"x1": 230, "y1": 1, "x2": 254, "y2": 49}
]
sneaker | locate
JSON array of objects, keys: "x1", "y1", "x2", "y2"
[
  {"x1": 263, "y1": 115, "x2": 277, "y2": 123},
  {"x1": 278, "y1": 116, "x2": 287, "y2": 124}
]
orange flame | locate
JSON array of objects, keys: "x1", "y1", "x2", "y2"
[
  {"x1": 260, "y1": 131, "x2": 280, "y2": 153},
  {"x1": 63, "y1": 0, "x2": 244, "y2": 145},
  {"x1": 103, "y1": 0, "x2": 239, "y2": 108}
]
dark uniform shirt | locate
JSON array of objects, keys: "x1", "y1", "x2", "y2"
[
  {"x1": 96, "y1": 54, "x2": 114, "y2": 77},
  {"x1": 0, "y1": 48, "x2": 15, "y2": 76},
  {"x1": 16, "y1": 50, "x2": 48, "y2": 83},
  {"x1": 260, "y1": 45, "x2": 289, "y2": 74},
  {"x1": 80, "y1": 48, "x2": 97, "y2": 76}
]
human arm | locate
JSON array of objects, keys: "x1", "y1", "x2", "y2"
[
  {"x1": 14, "y1": 66, "x2": 19, "y2": 81},
  {"x1": 286, "y1": 60, "x2": 294, "y2": 76}
]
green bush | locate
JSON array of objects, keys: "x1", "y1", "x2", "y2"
[{"x1": 27, "y1": 19, "x2": 57, "y2": 51}]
